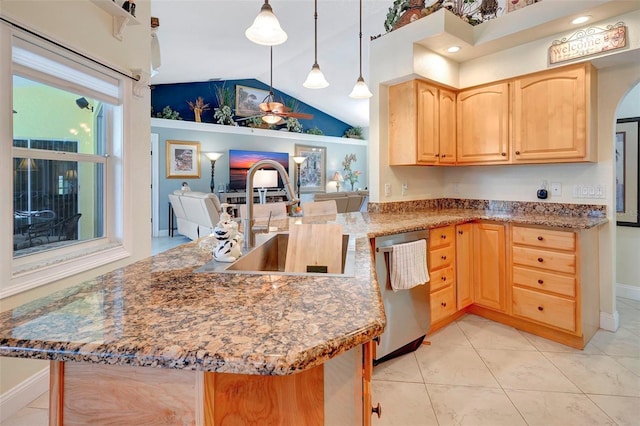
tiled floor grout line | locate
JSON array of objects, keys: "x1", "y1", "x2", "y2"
[{"x1": 462, "y1": 320, "x2": 531, "y2": 425}]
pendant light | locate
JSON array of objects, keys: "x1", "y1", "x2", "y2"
[
  {"x1": 303, "y1": 0, "x2": 329, "y2": 89},
  {"x1": 245, "y1": 0, "x2": 288, "y2": 46},
  {"x1": 349, "y1": 0, "x2": 372, "y2": 99}
]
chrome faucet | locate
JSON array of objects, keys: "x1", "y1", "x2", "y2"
[{"x1": 244, "y1": 159, "x2": 299, "y2": 249}]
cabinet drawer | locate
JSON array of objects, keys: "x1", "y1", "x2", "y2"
[
  {"x1": 429, "y1": 265, "x2": 455, "y2": 293},
  {"x1": 430, "y1": 284, "x2": 456, "y2": 324},
  {"x1": 429, "y1": 226, "x2": 455, "y2": 249},
  {"x1": 513, "y1": 266, "x2": 576, "y2": 297},
  {"x1": 512, "y1": 246, "x2": 576, "y2": 274},
  {"x1": 429, "y1": 245, "x2": 455, "y2": 271},
  {"x1": 512, "y1": 287, "x2": 576, "y2": 332},
  {"x1": 512, "y1": 226, "x2": 575, "y2": 251}
]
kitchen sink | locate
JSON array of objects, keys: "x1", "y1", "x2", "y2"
[{"x1": 195, "y1": 232, "x2": 356, "y2": 276}]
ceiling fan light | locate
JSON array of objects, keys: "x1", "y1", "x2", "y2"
[
  {"x1": 262, "y1": 114, "x2": 282, "y2": 124},
  {"x1": 349, "y1": 77, "x2": 372, "y2": 99},
  {"x1": 303, "y1": 64, "x2": 329, "y2": 89},
  {"x1": 245, "y1": 1, "x2": 288, "y2": 46}
]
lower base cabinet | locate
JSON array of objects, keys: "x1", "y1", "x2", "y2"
[
  {"x1": 49, "y1": 342, "x2": 376, "y2": 425},
  {"x1": 429, "y1": 221, "x2": 599, "y2": 349}
]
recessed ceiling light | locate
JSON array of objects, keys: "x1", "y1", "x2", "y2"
[
  {"x1": 447, "y1": 46, "x2": 461, "y2": 53},
  {"x1": 571, "y1": 16, "x2": 591, "y2": 25}
]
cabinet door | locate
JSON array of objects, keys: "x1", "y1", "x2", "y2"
[
  {"x1": 513, "y1": 63, "x2": 593, "y2": 162},
  {"x1": 457, "y1": 83, "x2": 510, "y2": 164},
  {"x1": 456, "y1": 223, "x2": 473, "y2": 309},
  {"x1": 473, "y1": 222, "x2": 507, "y2": 312},
  {"x1": 389, "y1": 80, "x2": 418, "y2": 165},
  {"x1": 417, "y1": 81, "x2": 440, "y2": 164},
  {"x1": 438, "y1": 88, "x2": 457, "y2": 164}
]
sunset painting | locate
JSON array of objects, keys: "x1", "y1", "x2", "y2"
[{"x1": 228, "y1": 149, "x2": 289, "y2": 190}]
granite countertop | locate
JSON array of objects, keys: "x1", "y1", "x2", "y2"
[{"x1": 0, "y1": 208, "x2": 607, "y2": 375}]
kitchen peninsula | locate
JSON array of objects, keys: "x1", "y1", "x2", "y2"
[{"x1": 0, "y1": 201, "x2": 607, "y2": 425}]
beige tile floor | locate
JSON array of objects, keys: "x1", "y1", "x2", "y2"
[{"x1": 2, "y1": 297, "x2": 638, "y2": 425}]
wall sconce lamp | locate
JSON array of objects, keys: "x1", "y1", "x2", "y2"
[
  {"x1": 205, "y1": 152, "x2": 224, "y2": 193},
  {"x1": 76, "y1": 97, "x2": 94, "y2": 111},
  {"x1": 245, "y1": 0, "x2": 288, "y2": 46},
  {"x1": 292, "y1": 156, "x2": 307, "y2": 205}
]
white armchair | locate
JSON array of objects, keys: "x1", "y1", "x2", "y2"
[{"x1": 168, "y1": 191, "x2": 222, "y2": 240}]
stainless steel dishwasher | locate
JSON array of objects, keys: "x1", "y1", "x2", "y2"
[{"x1": 373, "y1": 229, "x2": 430, "y2": 365}]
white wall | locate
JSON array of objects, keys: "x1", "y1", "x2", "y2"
[
  {"x1": 1, "y1": 0, "x2": 151, "y2": 395},
  {"x1": 616, "y1": 83, "x2": 640, "y2": 297}
]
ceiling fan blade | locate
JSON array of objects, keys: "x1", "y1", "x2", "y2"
[
  {"x1": 281, "y1": 112, "x2": 314, "y2": 120},
  {"x1": 235, "y1": 114, "x2": 263, "y2": 122}
]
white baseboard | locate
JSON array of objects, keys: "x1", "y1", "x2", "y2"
[
  {"x1": 0, "y1": 366, "x2": 49, "y2": 422},
  {"x1": 616, "y1": 283, "x2": 640, "y2": 301},
  {"x1": 157, "y1": 229, "x2": 170, "y2": 237},
  {"x1": 600, "y1": 310, "x2": 620, "y2": 332}
]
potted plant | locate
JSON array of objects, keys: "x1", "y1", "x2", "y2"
[
  {"x1": 213, "y1": 84, "x2": 237, "y2": 126},
  {"x1": 343, "y1": 126, "x2": 364, "y2": 139},
  {"x1": 306, "y1": 126, "x2": 324, "y2": 135},
  {"x1": 154, "y1": 105, "x2": 182, "y2": 120},
  {"x1": 285, "y1": 117, "x2": 303, "y2": 133}
]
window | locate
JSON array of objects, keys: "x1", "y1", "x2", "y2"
[{"x1": 3, "y1": 27, "x2": 129, "y2": 297}]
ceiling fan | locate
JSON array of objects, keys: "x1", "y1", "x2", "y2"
[{"x1": 237, "y1": 47, "x2": 313, "y2": 125}]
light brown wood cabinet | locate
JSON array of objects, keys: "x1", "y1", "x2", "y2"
[
  {"x1": 429, "y1": 225, "x2": 457, "y2": 325},
  {"x1": 473, "y1": 222, "x2": 507, "y2": 312},
  {"x1": 457, "y1": 82, "x2": 511, "y2": 164},
  {"x1": 389, "y1": 79, "x2": 456, "y2": 165},
  {"x1": 388, "y1": 62, "x2": 596, "y2": 167},
  {"x1": 512, "y1": 63, "x2": 596, "y2": 163},
  {"x1": 456, "y1": 223, "x2": 474, "y2": 309},
  {"x1": 510, "y1": 225, "x2": 600, "y2": 347}
]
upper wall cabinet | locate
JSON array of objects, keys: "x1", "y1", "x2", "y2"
[
  {"x1": 512, "y1": 63, "x2": 596, "y2": 163},
  {"x1": 388, "y1": 62, "x2": 597, "y2": 167},
  {"x1": 389, "y1": 80, "x2": 456, "y2": 166},
  {"x1": 457, "y1": 83, "x2": 510, "y2": 165}
]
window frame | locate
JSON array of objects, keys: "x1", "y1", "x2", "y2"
[{"x1": 1, "y1": 23, "x2": 133, "y2": 299}]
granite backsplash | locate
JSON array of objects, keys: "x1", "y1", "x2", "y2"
[{"x1": 368, "y1": 198, "x2": 607, "y2": 218}]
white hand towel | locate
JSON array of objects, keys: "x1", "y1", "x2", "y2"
[{"x1": 390, "y1": 239, "x2": 430, "y2": 292}]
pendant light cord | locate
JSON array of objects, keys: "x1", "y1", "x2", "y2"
[
  {"x1": 313, "y1": 0, "x2": 319, "y2": 66},
  {"x1": 358, "y1": 0, "x2": 363, "y2": 79}
]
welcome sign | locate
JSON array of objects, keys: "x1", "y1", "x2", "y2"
[{"x1": 549, "y1": 22, "x2": 627, "y2": 64}]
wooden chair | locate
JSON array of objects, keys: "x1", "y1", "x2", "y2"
[{"x1": 302, "y1": 200, "x2": 338, "y2": 216}]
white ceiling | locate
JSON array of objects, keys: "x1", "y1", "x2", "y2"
[
  {"x1": 150, "y1": 0, "x2": 392, "y2": 127},
  {"x1": 149, "y1": 0, "x2": 640, "y2": 128}
]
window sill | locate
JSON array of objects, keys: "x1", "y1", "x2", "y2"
[{"x1": 3, "y1": 243, "x2": 130, "y2": 299}]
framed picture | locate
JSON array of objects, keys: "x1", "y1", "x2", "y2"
[
  {"x1": 235, "y1": 85, "x2": 269, "y2": 117},
  {"x1": 166, "y1": 140, "x2": 200, "y2": 179},
  {"x1": 616, "y1": 117, "x2": 639, "y2": 227},
  {"x1": 295, "y1": 144, "x2": 326, "y2": 193}
]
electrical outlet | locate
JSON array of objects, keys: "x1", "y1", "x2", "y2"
[
  {"x1": 401, "y1": 182, "x2": 408, "y2": 196},
  {"x1": 550, "y1": 182, "x2": 562, "y2": 196},
  {"x1": 384, "y1": 183, "x2": 391, "y2": 197}
]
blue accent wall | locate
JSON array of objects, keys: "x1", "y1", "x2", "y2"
[{"x1": 151, "y1": 79, "x2": 352, "y2": 137}]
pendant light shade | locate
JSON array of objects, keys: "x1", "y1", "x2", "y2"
[
  {"x1": 303, "y1": 0, "x2": 329, "y2": 89},
  {"x1": 349, "y1": 76, "x2": 373, "y2": 99},
  {"x1": 245, "y1": 1, "x2": 288, "y2": 46},
  {"x1": 303, "y1": 64, "x2": 329, "y2": 89},
  {"x1": 349, "y1": 0, "x2": 372, "y2": 99}
]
